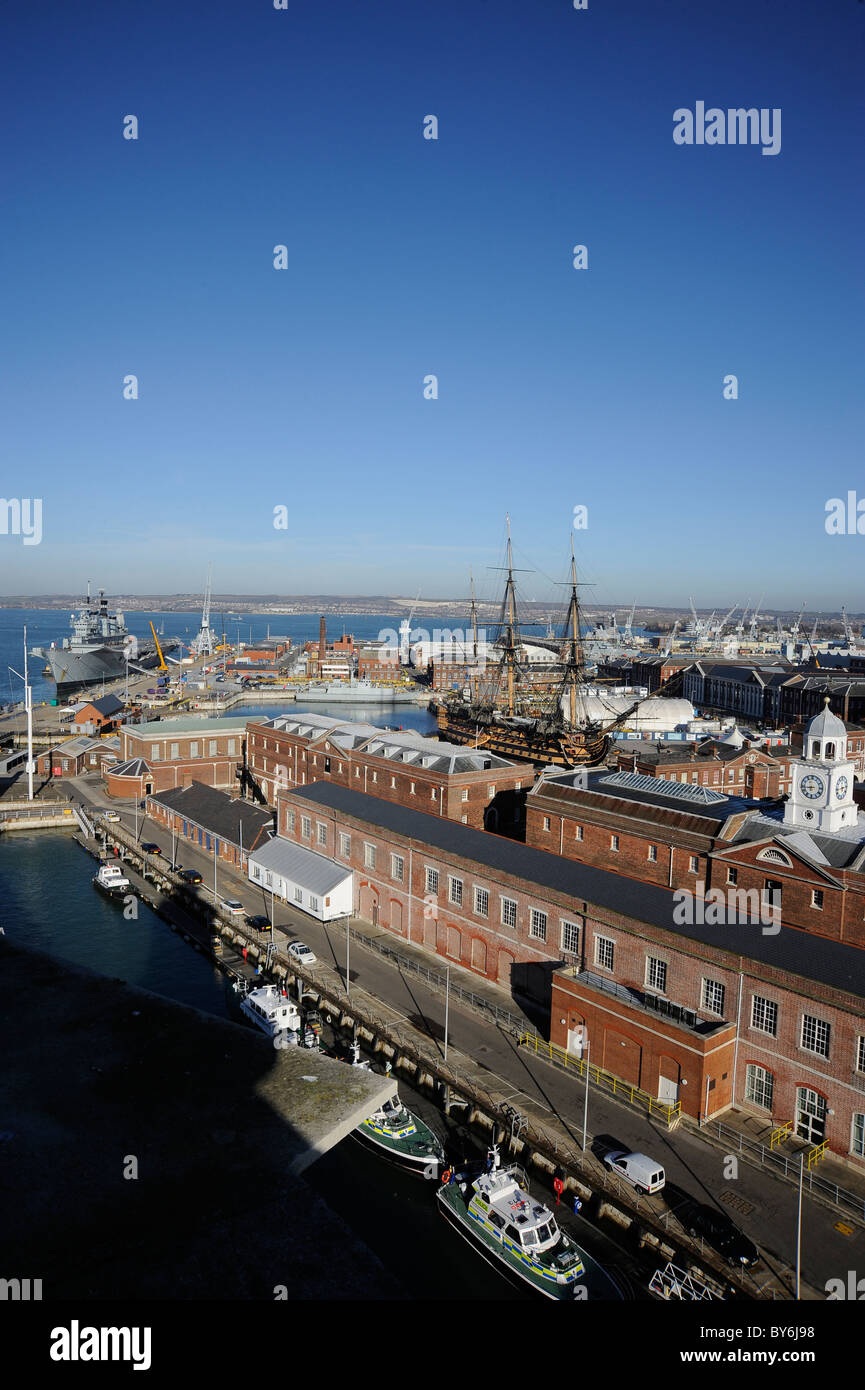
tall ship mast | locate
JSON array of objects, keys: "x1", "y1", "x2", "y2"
[{"x1": 435, "y1": 524, "x2": 683, "y2": 768}]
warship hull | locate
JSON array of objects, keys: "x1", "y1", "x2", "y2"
[
  {"x1": 436, "y1": 705, "x2": 609, "y2": 768},
  {"x1": 36, "y1": 643, "x2": 169, "y2": 692}
]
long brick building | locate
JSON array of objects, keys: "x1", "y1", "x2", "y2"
[
  {"x1": 249, "y1": 713, "x2": 527, "y2": 833},
  {"x1": 273, "y1": 777, "x2": 865, "y2": 1166}
]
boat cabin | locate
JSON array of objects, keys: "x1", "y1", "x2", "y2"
[
  {"x1": 469, "y1": 1168, "x2": 564, "y2": 1257},
  {"x1": 241, "y1": 985, "x2": 300, "y2": 1036}
]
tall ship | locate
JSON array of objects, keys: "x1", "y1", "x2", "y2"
[
  {"x1": 31, "y1": 586, "x2": 178, "y2": 692},
  {"x1": 435, "y1": 522, "x2": 686, "y2": 768}
]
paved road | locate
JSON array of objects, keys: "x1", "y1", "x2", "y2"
[{"x1": 67, "y1": 776, "x2": 863, "y2": 1299}]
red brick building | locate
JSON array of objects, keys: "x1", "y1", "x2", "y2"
[
  {"x1": 252, "y1": 712, "x2": 527, "y2": 832},
  {"x1": 614, "y1": 730, "x2": 794, "y2": 799},
  {"x1": 276, "y1": 779, "x2": 865, "y2": 1165},
  {"x1": 104, "y1": 717, "x2": 251, "y2": 798}
]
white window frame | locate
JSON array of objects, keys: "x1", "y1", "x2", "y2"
[{"x1": 595, "y1": 935, "x2": 615, "y2": 971}]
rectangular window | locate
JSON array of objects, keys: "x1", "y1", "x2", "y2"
[
  {"x1": 857, "y1": 1036, "x2": 865, "y2": 1074},
  {"x1": 595, "y1": 935, "x2": 614, "y2": 971},
  {"x1": 488, "y1": 785, "x2": 496, "y2": 798},
  {"x1": 648, "y1": 844, "x2": 657, "y2": 862},
  {"x1": 575, "y1": 825, "x2": 584, "y2": 841},
  {"x1": 189, "y1": 741, "x2": 199, "y2": 757},
  {"x1": 339, "y1": 832, "x2": 351, "y2": 858},
  {"x1": 727, "y1": 866, "x2": 738, "y2": 886},
  {"x1": 561, "y1": 920, "x2": 580, "y2": 955},
  {"x1": 646, "y1": 956, "x2": 667, "y2": 993},
  {"x1": 301, "y1": 816, "x2": 311, "y2": 839},
  {"x1": 853, "y1": 1114, "x2": 865, "y2": 1159},
  {"x1": 745, "y1": 1063, "x2": 774, "y2": 1111},
  {"x1": 530, "y1": 909, "x2": 547, "y2": 942},
  {"x1": 610, "y1": 834, "x2": 619, "y2": 852},
  {"x1": 209, "y1": 740, "x2": 217, "y2": 756},
  {"x1": 410, "y1": 781, "x2": 416, "y2": 795},
  {"x1": 431, "y1": 788, "x2": 437, "y2": 800},
  {"x1": 170, "y1": 743, "x2": 179, "y2": 760},
  {"x1": 689, "y1": 855, "x2": 698, "y2": 873},
  {"x1": 294, "y1": 886, "x2": 303, "y2": 903},
  {"x1": 228, "y1": 739, "x2": 236, "y2": 755},
  {"x1": 501, "y1": 897, "x2": 517, "y2": 929},
  {"x1": 763, "y1": 878, "x2": 782, "y2": 911},
  {"x1": 425, "y1": 867, "x2": 439, "y2": 895},
  {"x1": 317, "y1": 822, "x2": 327, "y2": 846},
  {"x1": 701, "y1": 978, "x2": 725, "y2": 1016},
  {"x1": 309, "y1": 896, "x2": 319, "y2": 913},
  {"x1": 448, "y1": 876, "x2": 463, "y2": 906},
  {"x1": 811, "y1": 889, "x2": 824, "y2": 910},
  {"x1": 364, "y1": 843, "x2": 376, "y2": 869},
  {"x1": 462, "y1": 789, "x2": 469, "y2": 802},
  {"x1": 751, "y1": 995, "x2": 778, "y2": 1037},
  {"x1": 287, "y1": 810, "x2": 296, "y2": 834},
  {"x1": 391, "y1": 854, "x2": 404, "y2": 883},
  {"x1": 801, "y1": 1014, "x2": 830, "y2": 1058},
  {"x1": 543, "y1": 816, "x2": 551, "y2": 831},
  {"x1": 474, "y1": 886, "x2": 489, "y2": 917},
  {"x1": 150, "y1": 744, "x2": 161, "y2": 761}
]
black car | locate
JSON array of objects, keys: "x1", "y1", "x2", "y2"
[
  {"x1": 140, "y1": 842, "x2": 161, "y2": 856},
  {"x1": 245, "y1": 914, "x2": 272, "y2": 932},
  {"x1": 677, "y1": 1199, "x2": 759, "y2": 1267},
  {"x1": 179, "y1": 868, "x2": 203, "y2": 885}
]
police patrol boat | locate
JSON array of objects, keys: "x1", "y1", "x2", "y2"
[
  {"x1": 343, "y1": 1042, "x2": 445, "y2": 1176},
  {"x1": 437, "y1": 1146, "x2": 599, "y2": 1300},
  {"x1": 240, "y1": 984, "x2": 300, "y2": 1044}
]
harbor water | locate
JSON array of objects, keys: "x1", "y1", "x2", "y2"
[{"x1": 0, "y1": 829, "x2": 521, "y2": 1299}]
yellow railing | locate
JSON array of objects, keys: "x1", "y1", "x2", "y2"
[
  {"x1": 517, "y1": 1033, "x2": 681, "y2": 1126},
  {"x1": 769, "y1": 1121, "x2": 792, "y2": 1150},
  {"x1": 807, "y1": 1140, "x2": 828, "y2": 1170}
]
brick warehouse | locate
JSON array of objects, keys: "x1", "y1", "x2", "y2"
[
  {"x1": 614, "y1": 727, "x2": 794, "y2": 799},
  {"x1": 248, "y1": 712, "x2": 527, "y2": 833},
  {"x1": 276, "y1": 780, "x2": 865, "y2": 1166},
  {"x1": 106, "y1": 717, "x2": 251, "y2": 797}
]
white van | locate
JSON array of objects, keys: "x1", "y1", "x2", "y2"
[{"x1": 603, "y1": 1150, "x2": 665, "y2": 1194}]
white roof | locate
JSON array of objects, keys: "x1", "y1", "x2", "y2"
[
  {"x1": 248, "y1": 838, "x2": 351, "y2": 896},
  {"x1": 806, "y1": 703, "x2": 846, "y2": 741}
]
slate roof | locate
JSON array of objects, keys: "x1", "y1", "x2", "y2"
[
  {"x1": 79, "y1": 694, "x2": 125, "y2": 717},
  {"x1": 287, "y1": 782, "x2": 865, "y2": 1000},
  {"x1": 149, "y1": 782, "x2": 274, "y2": 848}
]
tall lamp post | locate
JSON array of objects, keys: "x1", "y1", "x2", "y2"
[
  {"x1": 796, "y1": 1152, "x2": 804, "y2": 1300},
  {"x1": 444, "y1": 965, "x2": 450, "y2": 1064},
  {"x1": 581, "y1": 1035, "x2": 591, "y2": 1152},
  {"x1": 345, "y1": 914, "x2": 351, "y2": 1000}
]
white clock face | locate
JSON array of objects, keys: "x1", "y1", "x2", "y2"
[
  {"x1": 835, "y1": 776, "x2": 849, "y2": 800},
  {"x1": 800, "y1": 774, "x2": 824, "y2": 800}
]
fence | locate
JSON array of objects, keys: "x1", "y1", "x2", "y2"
[
  {"x1": 700, "y1": 1117, "x2": 865, "y2": 1222},
  {"x1": 517, "y1": 1032, "x2": 682, "y2": 1127}
]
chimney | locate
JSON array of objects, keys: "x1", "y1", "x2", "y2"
[{"x1": 319, "y1": 615, "x2": 326, "y2": 663}]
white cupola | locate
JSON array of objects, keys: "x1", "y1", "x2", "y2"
[{"x1": 784, "y1": 699, "x2": 856, "y2": 833}]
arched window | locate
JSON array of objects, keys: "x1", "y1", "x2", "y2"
[
  {"x1": 757, "y1": 847, "x2": 792, "y2": 867},
  {"x1": 824, "y1": 742, "x2": 835, "y2": 760},
  {"x1": 744, "y1": 1064, "x2": 774, "y2": 1110}
]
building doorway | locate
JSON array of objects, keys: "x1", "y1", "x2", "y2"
[{"x1": 795, "y1": 1087, "x2": 827, "y2": 1144}]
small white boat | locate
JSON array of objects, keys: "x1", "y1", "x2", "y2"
[
  {"x1": 240, "y1": 984, "x2": 300, "y2": 1044},
  {"x1": 93, "y1": 862, "x2": 131, "y2": 897}
]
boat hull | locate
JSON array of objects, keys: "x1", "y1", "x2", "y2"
[
  {"x1": 34, "y1": 640, "x2": 179, "y2": 691},
  {"x1": 352, "y1": 1119, "x2": 444, "y2": 1177},
  {"x1": 93, "y1": 878, "x2": 131, "y2": 900},
  {"x1": 436, "y1": 708, "x2": 609, "y2": 769}
]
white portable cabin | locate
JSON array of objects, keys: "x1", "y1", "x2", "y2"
[{"x1": 247, "y1": 838, "x2": 353, "y2": 922}]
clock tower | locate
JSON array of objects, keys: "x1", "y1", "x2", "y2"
[{"x1": 784, "y1": 699, "x2": 857, "y2": 833}]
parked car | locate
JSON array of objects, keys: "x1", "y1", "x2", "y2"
[
  {"x1": 221, "y1": 898, "x2": 245, "y2": 916},
  {"x1": 675, "y1": 1198, "x2": 759, "y2": 1266},
  {"x1": 245, "y1": 914, "x2": 272, "y2": 932},
  {"x1": 602, "y1": 1150, "x2": 666, "y2": 1194},
  {"x1": 179, "y1": 868, "x2": 203, "y2": 885},
  {"x1": 140, "y1": 842, "x2": 161, "y2": 856},
  {"x1": 287, "y1": 941, "x2": 317, "y2": 966}
]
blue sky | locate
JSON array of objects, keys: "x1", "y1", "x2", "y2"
[{"x1": 1, "y1": 0, "x2": 862, "y2": 611}]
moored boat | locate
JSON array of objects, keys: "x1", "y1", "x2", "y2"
[
  {"x1": 240, "y1": 984, "x2": 300, "y2": 1044},
  {"x1": 93, "y1": 862, "x2": 131, "y2": 897},
  {"x1": 437, "y1": 1146, "x2": 615, "y2": 1300},
  {"x1": 342, "y1": 1042, "x2": 445, "y2": 1176}
]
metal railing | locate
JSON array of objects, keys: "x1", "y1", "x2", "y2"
[
  {"x1": 699, "y1": 1117, "x2": 865, "y2": 1222},
  {"x1": 348, "y1": 925, "x2": 530, "y2": 1036},
  {"x1": 517, "y1": 1033, "x2": 682, "y2": 1127}
]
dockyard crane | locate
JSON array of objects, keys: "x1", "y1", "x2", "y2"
[
  {"x1": 791, "y1": 603, "x2": 806, "y2": 639},
  {"x1": 841, "y1": 605, "x2": 854, "y2": 645},
  {"x1": 662, "y1": 621, "x2": 680, "y2": 657},
  {"x1": 748, "y1": 594, "x2": 764, "y2": 642},
  {"x1": 191, "y1": 565, "x2": 215, "y2": 658},
  {"x1": 714, "y1": 604, "x2": 738, "y2": 640},
  {"x1": 149, "y1": 622, "x2": 168, "y2": 673},
  {"x1": 623, "y1": 600, "x2": 636, "y2": 642}
]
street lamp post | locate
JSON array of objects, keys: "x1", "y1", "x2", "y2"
[
  {"x1": 796, "y1": 1153, "x2": 804, "y2": 1300},
  {"x1": 444, "y1": 965, "x2": 450, "y2": 1063},
  {"x1": 345, "y1": 915, "x2": 351, "y2": 1000},
  {"x1": 581, "y1": 1036, "x2": 591, "y2": 1152}
]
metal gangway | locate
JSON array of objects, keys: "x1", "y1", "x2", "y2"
[
  {"x1": 74, "y1": 803, "x2": 96, "y2": 838},
  {"x1": 649, "y1": 1261, "x2": 722, "y2": 1301}
]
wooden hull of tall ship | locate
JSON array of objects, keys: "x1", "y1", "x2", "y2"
[{"x1": 436, "y1": 706, "x2": 609, "y2": 768}]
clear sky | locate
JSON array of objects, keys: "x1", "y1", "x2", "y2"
[{"x1": 1, "y1": 0, "x2": 862, "y2": 612}]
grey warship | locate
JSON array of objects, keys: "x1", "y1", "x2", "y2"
[{"x1": 32, "y1": 587, "x2": 178, "y2": 692}]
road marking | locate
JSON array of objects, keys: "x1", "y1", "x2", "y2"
[{"x1": 834, "y1": 1221, "x2": 854, "y2": 1236}]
